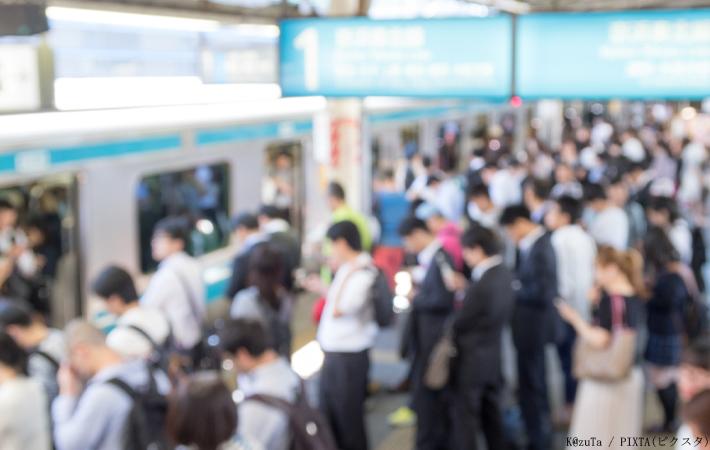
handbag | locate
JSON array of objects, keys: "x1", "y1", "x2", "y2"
[
  {"x1": 424, "y1": 320, "x2": 457, "y2": 390},
  {"x1": 572, "y1": 294, "x2": 637, "y2": 382}
]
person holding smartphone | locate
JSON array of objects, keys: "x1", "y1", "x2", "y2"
[{"x1": 397, "y1": 216, "x2": 456, "y2": 450}]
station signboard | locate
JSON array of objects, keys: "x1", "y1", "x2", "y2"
[
  {"x1": 516, "y1": 10, "x2": 710, "y2": 99},
  {"x1": 279, "y1": 16, "x2": 513, "y2": 98}
]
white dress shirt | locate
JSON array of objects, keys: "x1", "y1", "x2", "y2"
[
  {"x1": 237, "y1": 357, "x2": 301, "y2": 450},
  {"x1": 551, "y1": 225, "x2": 597, "y2": 322},
  {"x1": 317, "y1": 252, "x2": 378, "y2": 353},
  {"x1": 107, "y1": 306, "x2": 171, "y2": 360},
  {"x1": 489, "y1": 170, "x2": 523, "y2": 208},
  {"x1": 588, "y1": 206, "x2": 629, "y2": 251},
  {"x1": 262, "y1": 219, "x2": 290, "y2": 234},
  {"x1": 472, "y1": 255, "x2": 503, "y2": 282},
  {"x1": 140, "y1": 251, "x2": 205, "y2": 349},
  {"x1": 0, "y1": 376, "x2": 51, "y2": 450},
  {"x1": 668, "y1": 220, "x2": 693, "y2": 265},
  {"x1": 412, "y1": 239, "x2": 442, "y2": 284}
]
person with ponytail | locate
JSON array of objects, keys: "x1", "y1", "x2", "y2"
[
  {"x1": 556, "y1": 245, "x2": 649, "y2": 449},
  {"x1": 644, "y1": 227, "x2": 692, "y2": 433},
  {"x1": 0, "y1": 331, "x2": 51, "y2": 450},
  {"x1": 231, "y1": 243, "x2": 293, "y2": 359}
]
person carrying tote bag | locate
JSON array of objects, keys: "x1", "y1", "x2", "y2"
[{"x1": 555, "y1": 246, "x2": 649, "y2": 449}]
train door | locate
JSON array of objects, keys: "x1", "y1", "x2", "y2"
[
  {"x1": 0, "y1": 173, "x2": 82, "y2": 328},
  {"x1": 262, "y1": 141, "x2": 304, "y2": 238}
]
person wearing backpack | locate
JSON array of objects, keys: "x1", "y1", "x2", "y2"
[
  {"x1": 52, "y1": 320, "x2": 171, "y2": 450},
  {"x1": 0, "y1": 299, "x2": 65, "y2": 407},
  {"x1": 304, "y1": 220, "x2": 378, "y2": 450},
  {"x1": 397, "y1": 216, "x2": 456, "y2": 450},
  {"x1": 219, "y1": 319, "x2": 332, "y2": 450},
  {"x1": 141, "y1": 217, "x2": 206, "y2": 366},
  {"x1": 230, "y1": 244, "x2": 292, "y2": 359},
  {"x1": 93, "y1": 265, "x2": 171, "y2": 361}
]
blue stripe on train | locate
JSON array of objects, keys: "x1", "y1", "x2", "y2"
[{"x1": 196, "y1": 120, "x2": 313, "y2": 146}]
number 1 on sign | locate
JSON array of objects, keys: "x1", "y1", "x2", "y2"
[{"x1": 294, "y1": 27, "x2": 319, "y2": 92}]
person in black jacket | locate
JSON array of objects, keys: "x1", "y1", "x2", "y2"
[
  {"x1": 500, "y1": 205, "x2": 558, "y2": 450},
  {"x1": 398, "y1": 216, "x2": 455, "y2": 450},
  {"x1": 452, "y1": 226, "x2": 514, "y2": 450},
  {"x1": 225, "y1": 213, "x2": 264, "y2": 300},
  {"x1": 258, "y1": 205, "x2": 301, "y2": 293},
  {"x1": 644, "y1": 227, "x2": 690, "y2": 432}
]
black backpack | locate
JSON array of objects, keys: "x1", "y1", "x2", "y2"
[
  {"x1": 247, "y1": 382, "x2": 337, "y2": 450},
  {"x1": 367, "y1": 267, "x2": 395, "y2": 327},
  {"x1": 107, "y1": 371, "x2": 172, "y2": 450}
]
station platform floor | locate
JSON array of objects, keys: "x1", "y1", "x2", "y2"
[{"x1": 282, "y1": 290, "x2": 672, "y2": 450}]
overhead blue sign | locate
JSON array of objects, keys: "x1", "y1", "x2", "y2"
[
  {"x1": 280, "y1": 17, "x2": 513, "y2": 98},
  {"x1": 516, "y1": 10, "x2": 710, "y2": 99}
]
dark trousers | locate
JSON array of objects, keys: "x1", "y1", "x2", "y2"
[
  {"x1": 319, "y1": 350, "x2": 370, "y2": 450},
  {"x1": 453, "y1": 381, "x2": 506, "y2": 450},
  {"x1": 516, "y1": 344, "x2": 551, "y2": 450},
  {"x1": 556, "y1": 322, "x2": 577, "y2": 404},
  {"x1": 412, "y1": 382, "x2": 451, "y2": 450}
]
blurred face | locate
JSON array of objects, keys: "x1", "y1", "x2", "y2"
[
  {"x1": 594, "y1": 261, "x2": 616, "y2": 289},
  {"x1": 402, "y1": 229, "x2": 429, "y2": 255},
  {"x1": 544, "y1": 202, "x2": 569, "y2": 231},
  {"x1": 329, "y1": 238, "x2": 350, "y2": 264},
  {"x1": 560, "y1": 141, "x2": 578, "y2": 163},
  {"x1": 555, "y1": 165, "x2": 573, "y2": 184},
  {"x1": 234, "y1": 226, "x2": 250, "y2": 244},
  {"x1": 647, "y1": 208, "x2": 670, "y2": 228},
  {"x1": 505, "y1": 219, "x2": 528, "y2": 244},
  {"x1": 481, "y1": 168, "x2": 497, "y2": 185},
  {"x1": 68, "y1": 344, "x2": 97, "y2": 381},
  {"x1": 0, "y1": 209, "x2": 17, "y2": 230},
  {"x1": 678, "y1": 363, "x2": 710, "y2": 401},
  {"x1": 523, "y1": 186, "x2": 536, "y2": 209},
  {"x1": 327, "y1": 195, "x2": 341, "y2": 211},
  {"x1": 151, "y1": 232, "x2": 184, "y2": 262},
  {"x1": 26, "y1": 227, "x2": 45, "y2": 248},
  {"x1": 606, "y1": 183, "x2": 629, "y2": 207},
  {"x1": 463, "y1": 246, "x2": 486, "y2": 268},
  {"x1": 276, "y1": 155, "x2": 292, "y2": 171},
  {"x1": 224, "y1": 349, "x2": 256, "y2": 374},
  {"x1": 105, "y1": 294, "x2": 126, "y2": 316},
  {"x1": 473, "y1": 195, "x2": 492, "y2": 212},
  {"x1": 425, "y1": 216, "x2": 444, "y2": 234}
]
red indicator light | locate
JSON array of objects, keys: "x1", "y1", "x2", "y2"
[{"x1": 511, "y1": 96, "x2": 522, "y2": 108}]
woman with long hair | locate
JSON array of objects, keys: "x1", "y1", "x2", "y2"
[
  {"x1": 231, "y1": 243, "x2": 292, "y2": 358},
  {"x1": 556, "y1": 246, "x2": 649, "y2": 449},
  {"x1": 166, "y1": 373, "x2": 262, "y2": 450},
  {"x1": 644, "y1": 226, "x2": 692, "y2": 432},
  {"x1": 0, "y1": 331, "x2": 51, "y2": 450}
]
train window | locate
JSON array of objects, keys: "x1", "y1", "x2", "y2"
[{"x1": 137, "y1": 163, "x2": 230, "y2": 273}]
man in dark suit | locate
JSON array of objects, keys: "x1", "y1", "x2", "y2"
[
  {"x1": 452, "y1": 226, "x2": 514, "y2": 450},
  {"x1": 398, "y1": 216, "x2": 456, "y2": 450},
  {"x1": 500, "y1": 205, "x2": 558, "y2": 450},
  {"x1": 225, "y1": 213, "x2": 264, "y2": 299}
]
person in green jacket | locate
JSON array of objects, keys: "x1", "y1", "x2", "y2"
[{"x1": 327, "y1": 182, "x2": 372, "y2": 252}]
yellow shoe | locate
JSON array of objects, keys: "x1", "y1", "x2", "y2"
[{"x1": 387, "y1": 406, "x2": 417, "y2": 428}]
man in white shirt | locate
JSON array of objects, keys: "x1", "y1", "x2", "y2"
[
  {"x1": 489, "y1": 158, "x2": 525, "y2": 208},
  {"x1": 92, "y1": 266, "x2": 170, "y2": 361},
  {"x1": 584, "y1": 183, "x2": 629, "y2": 251},
  {"x1": 220, "y1": 319, "x2": 302, "y2": 450},
  {"x1": 545, "y1": 196, "x2": 597, "y2": 423},
  {"x1": 307, "y1": 221, "x2": 376, "y2": 450},
  {"x1": 140, "y1": 217, "x2": 205, "y2": 360}
]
